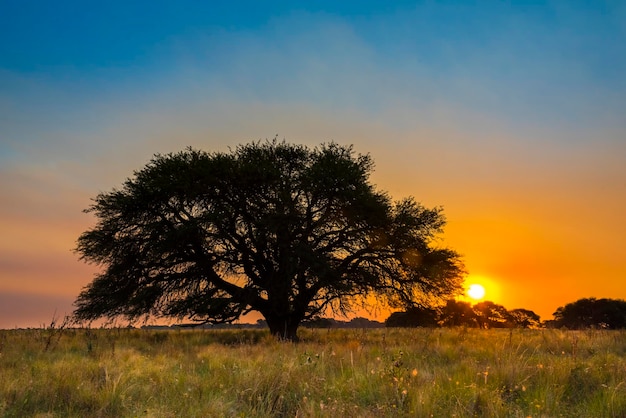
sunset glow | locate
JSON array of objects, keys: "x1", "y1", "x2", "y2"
[
  {"x1": 1, "y1": 1, "x2": 625, "y2": 328},
  {"x1": 467, "y1": 284, "x2": 486, "y2": 301}
]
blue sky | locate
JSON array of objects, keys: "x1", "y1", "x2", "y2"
[
  {"x1": 1, "y1": 1, "x2": 625, "y2": 327},
  {"x1": 3, "y1": 1, "x2": 625, "y2": 134}
]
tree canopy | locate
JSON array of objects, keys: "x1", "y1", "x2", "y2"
[
  {"x1": 74, "y1": 141, "x2": 464, "y2": 340},
  {"x1": 550, "y1": 298, "x2": 626, "y2": 329}
]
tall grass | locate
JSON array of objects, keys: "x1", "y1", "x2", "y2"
[{"x1": 1, "y1": 327, "x2": 625, "y2": 417}]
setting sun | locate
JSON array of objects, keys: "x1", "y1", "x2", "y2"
[{"x1": 467, "y1": 284, "x2": 486, "y2": 301}]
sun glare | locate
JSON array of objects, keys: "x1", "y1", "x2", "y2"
[{"x1": 467, "y1": 283, "x2": 486, "y2": 301}]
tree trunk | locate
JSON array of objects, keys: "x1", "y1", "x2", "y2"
[{"x1": 265, "y1": 315, "x2": 301, "y2": 342}]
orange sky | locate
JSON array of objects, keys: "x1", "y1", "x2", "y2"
[
  {"x1": 2, "y1": 118, "x2": 624, "y2": 327},
  {"x1": 2, "y1": 2, "x2": 626, "y2": 328}
]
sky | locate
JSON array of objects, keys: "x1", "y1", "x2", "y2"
[{"x1": 1, "y1": 0, "x2": 625, "y2": 328}]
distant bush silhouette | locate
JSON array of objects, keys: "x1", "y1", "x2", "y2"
[
  {"x1": 385, "y1": 306, "x2": 439, "y2": 328},
  {"x1": 439, "y1": 300, "x2": 479, "y2": 327},
  {"x1": 507, "y1": 308, "x2": 541, "y2": 329},
  {"x1": 550, "y1": 298, "x2": 626, "y2": 329}
]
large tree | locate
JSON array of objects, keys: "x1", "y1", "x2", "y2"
[{"x1": 74, "y1": 141, "x2": 464, "y2": 340}]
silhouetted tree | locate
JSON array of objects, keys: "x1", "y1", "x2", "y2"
[
  {"x1": 551, "y1": 298, "x2": 626, "y2": 329},
  {"x1": 508, "y1": 308, "x2": 541, "y2": 329},
  {"x1": 473, "y1": 301, "x2": 511, "y2": 328},
  {"x1": 387, "y1": 300, "x2": 541, "y2": 329},
  {"x1": 385, "y1": 306, "x2": 439, "y2": 327},
  {"x1": 439, "y1": 300, "x2": 478, "y2": 327},
  {"x1": 73, "y1": 141, "x2": 464, "y2": 341}
]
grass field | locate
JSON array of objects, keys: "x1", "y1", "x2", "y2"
[{"x1": 1, "y1": 327, "x2": 625, "y2": 417}]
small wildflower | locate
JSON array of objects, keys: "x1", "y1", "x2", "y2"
[{"x1": 411, "y1": 369, "x2": 418, "y2": 377}]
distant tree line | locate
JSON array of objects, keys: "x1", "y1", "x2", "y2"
[
  {"x1": 385, "y1": 300, "x2": 541, "y2": 329},
  {"x1": 140, "y1": 297, "x2": 626, "y2": 331},
  {"x1": 384, "y1": 297, "x2": 626, "y2": 330},
  {"x1": 302, "y1": 317, "x2": 385, "y2": 329}
]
